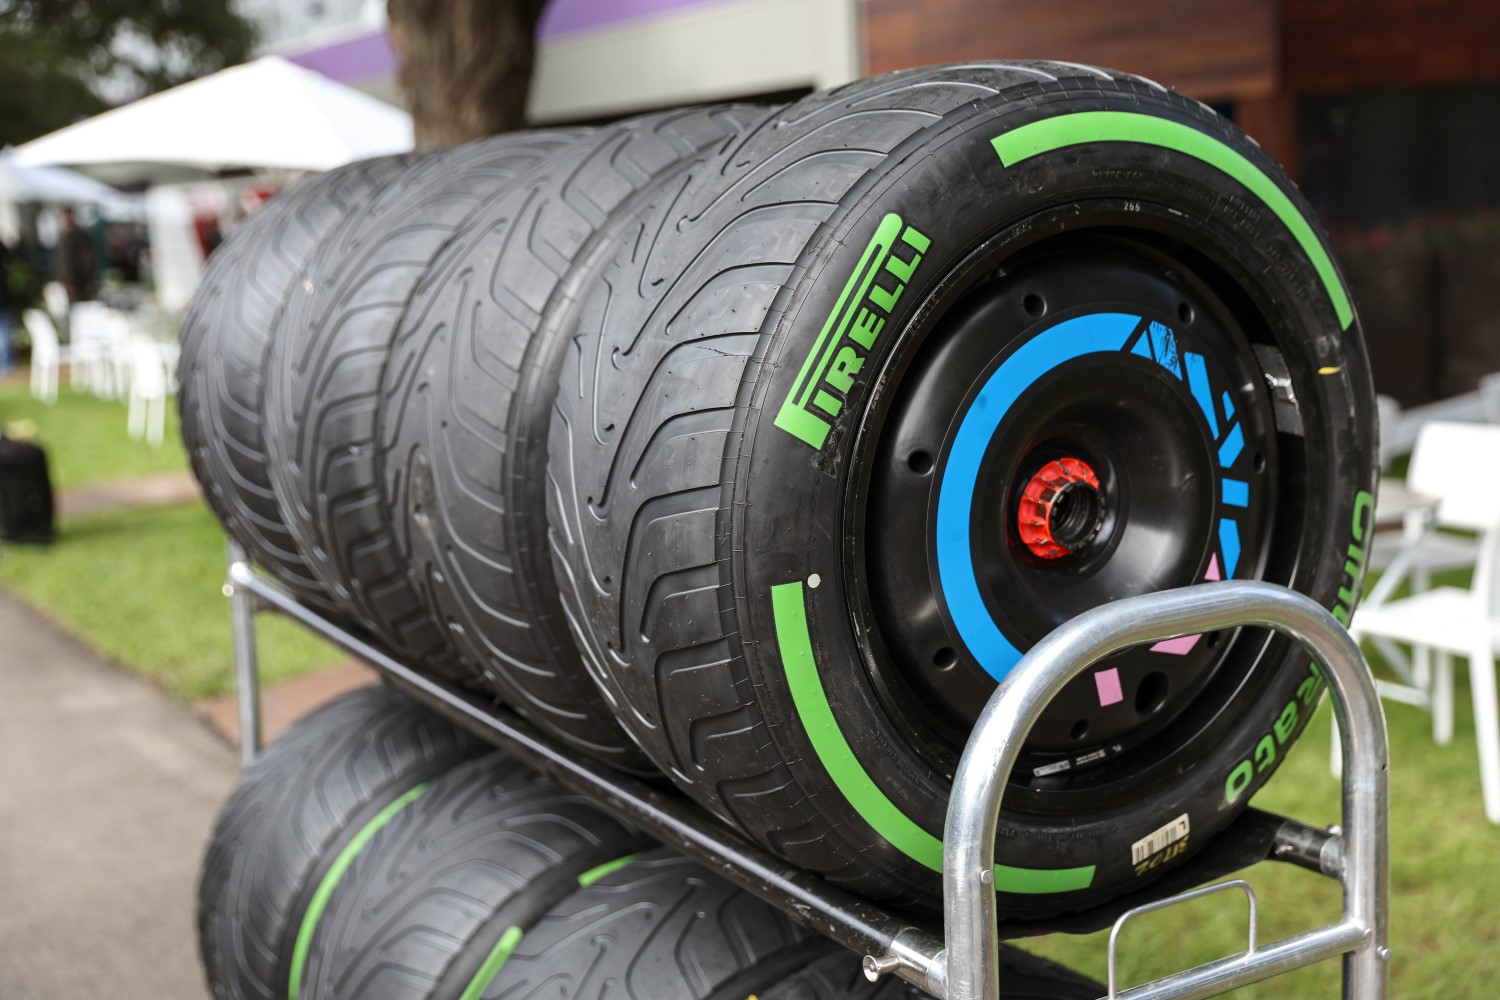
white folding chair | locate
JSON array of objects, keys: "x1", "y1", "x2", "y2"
[
  {"x1": 102, "y1": 311, "x2": 134, "y2": 400},
  {"x1": 22, "y1": 309, "x2": 65, "y2": 404},
  {"x1": 42, "y1": 282, "x2": 70, "y2": 327},
  {"x1": 126, "y1": 335, "x2": 170, "y2": 446},
  {"x1": 1376, "y1": 394, "x2": 1403, "y2": 469},
  {"x1": 67, "y1": 302, "x2": 111, "y2": 396},
  {"x1": 1339, "y1": 422, "x2": 1500, "y2": 822}
]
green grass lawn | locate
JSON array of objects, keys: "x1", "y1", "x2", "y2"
[
  {"x1": 0, "y1": 371, "x2": 343, "y2": 698},
  {"x1": 0, "y1": 502, "x2": 343, "y2": 699},
  {"x1": 0, "y1": 379, "x2": 188, "y2": 490}
]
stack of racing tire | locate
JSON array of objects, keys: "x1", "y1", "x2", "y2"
[{"x1": 183, "y1": 61, "x2": 1375, "y2": 1000}]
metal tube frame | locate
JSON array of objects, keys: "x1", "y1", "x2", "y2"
[
  {"x1": 226, "y1": 559, "x2": 1388, "y2": 1000},
  {"x1": 226, "y1": 542, "x2": 263, "y2": 768}
]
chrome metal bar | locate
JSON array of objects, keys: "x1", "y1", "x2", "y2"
[
  {"x1": 1270, "y1": 820, "x2": 1343, "y2": 878},
  {"x1": 1107, "y1": 880, "x2": 1258, "y2": 998},
  {"x1": 225, "y1": 542, "x2": 262, "y2": 767},
  {"x1": 225, "y1": 560, "x2": 945, "y2": 993},
  {"x1": 1113, "y1": 920, "x2": 1368, "y2": 1000},
  {"x1": 938, "y1": 581, "x2": 1388, "y2": 1000}
]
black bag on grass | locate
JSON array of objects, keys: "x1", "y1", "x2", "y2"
[{"x1": 0, "y1": 436, "x2": 54, "y2": 544}]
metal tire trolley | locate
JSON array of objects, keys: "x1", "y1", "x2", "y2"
[{"x1": 226, "y1": 542, "x2": 1389, "y2": 1000}]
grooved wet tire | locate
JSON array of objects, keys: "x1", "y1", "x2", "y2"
[
  {"x1": 381, "y1": 107, "x2": 757, "y2": 771},
  {"x1": 178, "y1": 155, "x2": 410, "y2": 614},
  {"x1": 760, "y1": 947, "x2": 1103, "y2": 1000},
  {"x1": 475, "y1": 849, "x2": 833, "y2": 1000},
  {"x1": 547, "y1": 62, "x2": 1377, "y2": 912},
  {"x1": 263, "y1": 132, "x2": 582, "y2": 678},
  {"x1": 296, "y1": 754, "x2": 650, "y2": 1000},
  {"x1": 197, "y1": 685, "x2": 481, "y2": 1000}
]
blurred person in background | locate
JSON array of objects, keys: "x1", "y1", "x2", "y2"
[
  {"x1": 107, "y1": 224, "x2": 147, "y2": 286},
  {"x1": 55, "y1": 207, "x2": 97, "y2": 304}
]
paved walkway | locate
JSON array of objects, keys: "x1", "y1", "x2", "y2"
[
  {"x1": 0, "y1": 590, "x2": 235, "y2": 999},
  {"x1": 58, "y1": 469, "x2": 201, "y2": 517},
  {"x1": 195, "y1": 660, "x2": 378, "y2": 747}
]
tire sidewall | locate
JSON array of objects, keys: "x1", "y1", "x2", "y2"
[{"x1": 729, "y1": 84, "x2": 1376, "y2": 908}]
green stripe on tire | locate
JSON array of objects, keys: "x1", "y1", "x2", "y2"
[
  {"x1": 772, "y1": 581, "x2": 1095, "y2": 893},
  {"x1": 456, "y1": 925, "x2": 524, "y2": 1000},
  {"x1": 576, "y1": 852, "x2": 639, "y2": 887},
  {"x1": 287, "y1": 782, "x2": 429, "y2": 1000},
  {"x1": 991, "y1": 110, "x2": 1353, "y2": 331}
]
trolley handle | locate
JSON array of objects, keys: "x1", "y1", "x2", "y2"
[
  {"x1": 1106, "y1": 879, "x2": 1257, "y2": 998},
  {"x1": 868, "y1": 580, "x2": 1389, "y2": 1000}
]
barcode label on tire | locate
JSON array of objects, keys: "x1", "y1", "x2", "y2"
[{"x1": 1131, "y1": 814, "x2": 1191, "y2": 866}]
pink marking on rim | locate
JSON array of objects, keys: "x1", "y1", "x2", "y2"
[
  {"x1": 1151, "y1": 633, "x2": 1203, "y2": 656},
  {"x1": 1094, "y1": 668, "x2": 1124, "y2": 707},
  {"x1": 1205, "y1": 553, "x2": 1222, "y2": 582}
]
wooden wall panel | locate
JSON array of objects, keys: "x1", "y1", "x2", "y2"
[
  {"x1": 1284, "y1": 0, "x2": 1500, "y2": 93},
  {"x1": 864, "y1": 0, "x2": 1278, "y2": 102}
]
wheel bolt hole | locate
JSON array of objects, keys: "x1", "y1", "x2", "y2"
[
  {"x1": 1253, "y1": 450, "x2": 1267, "y2": 473},
  {"x1": 1177, "y1": 301, "x2": 1195, "y2": 324},
  {"x1": 1023, "y1": 293, "x2": 1046, "y2": 318},
  {"x1": 907, "y1": 450, "x2": 934, "y2": 476},
  {"x1": 1070, "y1": 719, "x2": 1089, "y2": 741},
  {"x1": 933, "y1": 647, "x2": 957, "y2": 671},
  {"x1": 1135, "y1": 671, "x2": 1169, "y2": 717}
]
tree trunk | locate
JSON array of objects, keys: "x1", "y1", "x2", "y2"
[{"x1": 387, "y1": 0, "x2": 549, "y2": 148}]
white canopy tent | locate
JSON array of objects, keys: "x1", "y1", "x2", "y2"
[
  {"x1": 15, "y1": 56, "x2": 412, "y2": 308},
  {"x1": 0, "y1": 148, "x2": 142, "y2": 249},
  {"x1": 15, "y1": 55, "x2": 412, "y2": 185},
  {"x1": 0, "y1": 148, "x2": 125, "y2": 205}
]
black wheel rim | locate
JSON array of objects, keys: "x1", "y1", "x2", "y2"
[{"x1": 852, "y1": 230, "x2": 1280, "y2": 782}]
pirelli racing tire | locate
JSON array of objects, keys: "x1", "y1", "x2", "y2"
[
  {"x1": 294, "y1": 754, "x2": 650, "y2": 1000},
  {"x1": 546, "y1": 62, "x2": 1377, "y2": 913},
  {"x1": 197, "y1": 684, "x2": 482, "y2": 1000},
  {"x1": 178, "y1": 155, "x2": 410, "y2": 616},
  {"x1": 263, "y1": 131, "x2": 581, "y2": 680},
  {"x1": 380, "y1": 108, "x2": 757, "y2": 772},
  {"x1": 473, "y1": 849, "x2": 832, "y2": 1000}
]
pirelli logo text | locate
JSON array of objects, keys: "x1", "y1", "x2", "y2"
[{"x1": 774, "y1": 214, "x2": 931, "y2": 450}]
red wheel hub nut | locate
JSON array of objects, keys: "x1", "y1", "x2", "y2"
[{"x1": 1016, "y1": 457, "x2": 1103, "y2": 559}]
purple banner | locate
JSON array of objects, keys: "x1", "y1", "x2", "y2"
[
  {"x1": 286, "y1": 0, "x2": 741, "y2": 85},
  {"x1": 538, "y1": 0, "x2": 732, "y2": 39},
  {"x1": 285, "y1": 30, "x2": 399, "y2": 83}
]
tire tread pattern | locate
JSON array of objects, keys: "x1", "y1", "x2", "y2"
[
  {"x1": 299, "y1": 753, "x2": 648, "y2": 1000},
  {"x1": 547, "y1": 63, "x2": 1162, "y2": 901},
  {"x1": 477, "y1": 849, "x2": 829, "y2": 1000},
  {"x1": 178, "y1": 156, "x2": 411, "y2": 612},
  {"x1": 197, "y1": 685, "x2": 481, "y2": 1000},
  {"x1": 382, "y1": 108, "x2": 760, "y2": 767},
  {"x1": 263, "y1": 134, "x2": 580, "y2": 675}
]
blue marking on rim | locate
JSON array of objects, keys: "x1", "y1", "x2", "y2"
[
  {"x1": 935, "y1": 312, "x2": 1140, "y2": 683},
  {"x1": 1218, "y1": 424, "x2": 1246, "y2": 468},
  {"x1": 935, "y1": 311, "x2": 1256, "y2": 682},
  {"x1": 1222, "y1": 479, "x2": 1250, "y2": 507},
  {"x1": 1148, "y1": 322, "x2": 1183, "y2": 379},
  {"x1": 1185, "y1": 352, "x2": 1219, "y2": 439}
]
